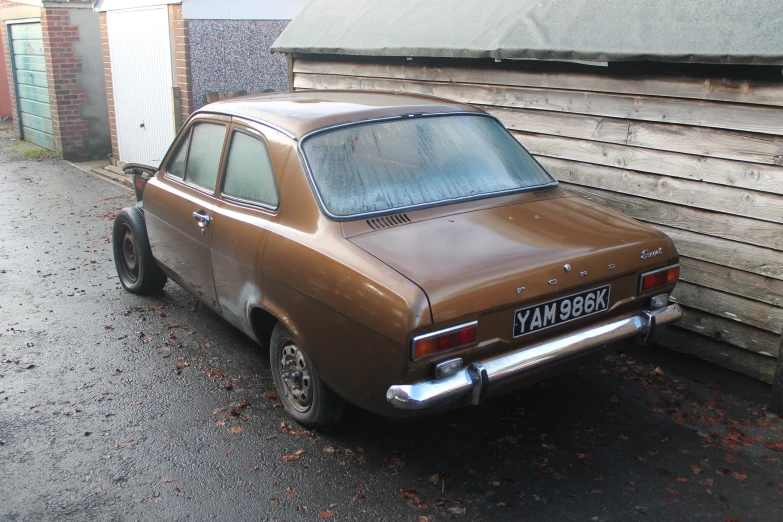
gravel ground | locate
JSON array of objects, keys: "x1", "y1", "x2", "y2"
[{"x1": 1, "y1": 148, "x2": 783, "y2": 522}]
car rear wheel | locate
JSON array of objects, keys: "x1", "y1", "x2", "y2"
[
  {"x1": 270, "y1": 323, "x2": 344, "y2": 428},
  {"x1": 112, "y1": 207, "x2": 167, "y2": 294}
]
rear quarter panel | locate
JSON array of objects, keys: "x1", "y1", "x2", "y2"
[{"x1": 261, "y1": 146, "x2": 431, "y2": 413}]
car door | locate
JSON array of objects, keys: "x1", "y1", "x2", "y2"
[
  {"x1": 208, "y1": 121, "x2": 281, "y2": 336},
  {"x1": 144, "y1": 114, "x2": 230, "y2": 312}
]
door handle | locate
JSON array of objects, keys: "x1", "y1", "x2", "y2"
[{"x1": 193, "y1": 211, "x2": 211, "y2": 231}]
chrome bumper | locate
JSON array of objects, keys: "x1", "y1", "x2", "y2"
[{"x1": 387, "y1": 304, "x2": 681, "y2": 410}]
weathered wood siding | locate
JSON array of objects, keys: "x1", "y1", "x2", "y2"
[{"x1": 292, "y1": 57, "x2": 783, "y2": 383}]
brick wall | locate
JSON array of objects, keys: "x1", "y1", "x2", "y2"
[
  {"x1": 170, "y1": 4, "x2": 192, "y2": 127},
  {"x1": 42, "y1": 7, "x2": 91, "y2": 160},
  {"x1": 0, "y1": 0, "x2": 26, "y2": 139},
  {"x1": 98, "y1": 11, "x2": 119, "y2": 159}
]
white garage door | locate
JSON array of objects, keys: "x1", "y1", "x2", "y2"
[{"x1": 107, "y1": 6, "x2": 176, "y2": 166}]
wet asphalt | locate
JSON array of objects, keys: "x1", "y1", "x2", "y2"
[{"x1": 2, "y1": 148, "x2": 783, "y2": 522}]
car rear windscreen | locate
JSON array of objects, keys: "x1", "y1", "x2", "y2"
[{"x1": 301, "y1": 114, "x2": 555, "y2": 218}]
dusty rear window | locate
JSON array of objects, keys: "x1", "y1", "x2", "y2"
[{"x1": 301, "y1": 114, "x2": 555, "y2": 218}]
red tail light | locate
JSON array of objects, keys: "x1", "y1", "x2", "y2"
[
  {"x1": 639, "y1": 265, "x2": 680, "y2": 293},
  {"x1": 412, "y1": 321, "x2": 478, "y2": 360},
  {"x1": 133, "y1": 173, "x2": 148, "y2": 191}
]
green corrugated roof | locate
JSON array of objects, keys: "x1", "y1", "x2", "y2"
[{"x1": 272, "y1": 0, "x2": 783, "y2": 65}]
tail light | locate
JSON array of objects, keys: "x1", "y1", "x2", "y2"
[
  {"x1": 412, "y1": 321, "x2": 478, "y2": 360},
  {"x1": 639, "y1": 265, "x2": 680, "y2": 293},
  {"x1": 133, "y1": 172, "x2": 149, "y2": 191}
]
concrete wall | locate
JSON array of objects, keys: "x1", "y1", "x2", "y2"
[
  {"x1": 183, "y1": 0, "x2": 307, "y2": 20},
  {"x1": 189, "y1": 19, "x2": 288, "y2": 110},
  {"x1": 69, "y1": 8, "x2": 111, "y2": 158}
]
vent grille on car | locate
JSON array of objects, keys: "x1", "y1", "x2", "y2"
[
  {"x1": 366, "y1": 213, "x2": 412, "y2": 230},
  {"x1": 534, "y1": 188, "x2": 565, "y2": 200}
]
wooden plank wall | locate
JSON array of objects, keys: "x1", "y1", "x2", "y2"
[{"x1": 291, "y1": 57, "x2": 783, "y2": 383}]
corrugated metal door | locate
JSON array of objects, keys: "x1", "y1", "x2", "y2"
[
  {"x1": 107, "y1": 6, "x2": 175, "y2": 166},
  {"x1": 8, "y1": 22, "x2": 55, "y2": 150}
]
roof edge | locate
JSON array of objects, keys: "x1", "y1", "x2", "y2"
[{"x1": 271, "y1": 47, "x2": 783, "y2": 67}]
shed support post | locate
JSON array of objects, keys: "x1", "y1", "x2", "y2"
[
  {"x1": 287, "y1": 54, "x2": 294, "y2": 92},
  {"x1": 771, "y1": 332, "x2": 783, "y2": 416}
]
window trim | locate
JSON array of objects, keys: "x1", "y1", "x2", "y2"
[
  {"x1": 297, "y1": 112, "x2": 558, "y2": 222},
  {"x1": 219, "y1": 127, "x2": 281, "y2": 212}
]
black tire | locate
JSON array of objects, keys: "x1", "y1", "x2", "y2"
[
  {"x1": 270, "y1": 323, "x2": 344, "y2": 428},
  {"x1": 112, "y1": 207, "x2": 167, "y2": 295}
]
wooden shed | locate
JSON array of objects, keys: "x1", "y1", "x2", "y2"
[{"x1": 273, "y1": 0, "x2": 783, "y2": 385}]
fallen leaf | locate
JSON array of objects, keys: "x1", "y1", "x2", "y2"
[
  {"x1": 168, "y1": 324, "x2": 180, "y2": 329},
  {"x1": 281, "y1": 455, "x2": 300, "y2": 461},
  {"x1": 690, "y1": 465, "x2": 703, "y2": 475},
  {"x1": 665, "y1": 487, "x2": 679, "y2": 495},
  {"x1": 228, "y1": 426, "x2": 242, "y2": 434},
  {"x1": 318, "y1": 511, "x2": 334, "y2": 519},
  {"x1": 634, "y1": 506, "x2": 646, "y2": 514},
  {"x1": 159, "y1": 477, "x2": 173, "y2": 483},
  {"x1": 285, "y1": 487, "x2": 296, "y2": 497},
  {"x1": 294, "y1": 449, "x2": 308, "y2": 456},
  {"x1": 764, "y1": 440, "x2": 783, "y2": 452},
  {"x1": 699, "y1": 478, "x2": 715, "y2": 487},
  {"x1": 428, "y1": 474, "x2": 440, "y2": 484},
  {"x1": 677, "y1": 478, "x2": 688, "y2": 483}
]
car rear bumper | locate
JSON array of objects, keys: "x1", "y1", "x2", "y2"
[{"x1": 386, "y1": 304, "x2": 681, "y2": 410}]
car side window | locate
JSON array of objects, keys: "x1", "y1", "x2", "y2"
[
  {"x1": 166, "y1": 130, "x2": 190, "y2": 179},
  {"x1": 184, "y1": 123, "x2": 227, "y2": 191},
  {"x1": 221, "y1": 131, "x2": 280, "y2": 209}
]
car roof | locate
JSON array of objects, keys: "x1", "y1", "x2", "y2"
[{"x1": 196, "y1": 90, "x2": 484, "y2": 140}]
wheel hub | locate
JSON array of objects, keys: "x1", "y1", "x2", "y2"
[
  {"x1": 279, "y1": 344, "x2": 312, "y2": 412},
  {"x1": 120, "y1": 226, "x2": 139, "y2": 282}
]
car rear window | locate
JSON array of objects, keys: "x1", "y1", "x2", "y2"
[
  {"x1": 301, "y1": 114, "x2": 555, "y2": 218},
  {"x1": 222, "y1": 131, "x2": 279, "y2": 209}
]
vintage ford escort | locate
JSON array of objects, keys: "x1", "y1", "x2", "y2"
[{"x1": 113, "y1": 91, "x2": 681, "y2": 427}]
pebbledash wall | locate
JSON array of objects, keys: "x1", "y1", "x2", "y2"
[
  {"x1": 0, "y1": 0, "x2": 110, "y2": 159},
  {"x1": 188, "y1": 19, "x2": 289, "y2": 110},
  {"x1": 183, "y1": 0, "x2": 308, "y2": 110}
]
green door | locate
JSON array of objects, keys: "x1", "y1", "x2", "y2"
[{"x1": 9, "y1": 22, "x2": 54, "y2": 150}]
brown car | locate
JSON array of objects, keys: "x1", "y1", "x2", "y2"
[{"x1": 113, "y1": 91, "x2": 681, "y2": 428}]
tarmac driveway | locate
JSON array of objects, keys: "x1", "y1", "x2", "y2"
[{"x1": 1, "y1": 148, "x2": 783, "y2": 521}]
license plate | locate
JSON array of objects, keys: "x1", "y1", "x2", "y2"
[{"x1": 513, "y1": 285, "x2": 611, "y2": 338}]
